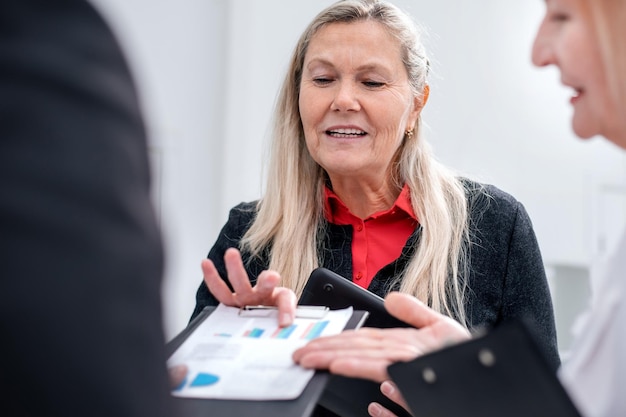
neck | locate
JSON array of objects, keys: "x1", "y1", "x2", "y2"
[{"x1": 328, "y1": 178, "x2": 401, "y2": 219}]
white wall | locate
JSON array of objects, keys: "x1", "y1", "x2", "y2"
[
  {"x1": 90, "y1": 0, "x2": 230, "y2": 339},
  {"x1": 91, "y1": 0, "x2": 625, "y2": 344}
]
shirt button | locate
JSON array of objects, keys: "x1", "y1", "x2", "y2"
[
  {"x1": 356, "y1": 225, "x2": 363, "y2": 231},
  {"x1": 355, "y1": 272, "x2": 363, "y2": 280}
]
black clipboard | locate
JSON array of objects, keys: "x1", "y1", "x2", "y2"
[
  {"x1": 165, "y1": 306, "x2": 369, "y2": 417},
  {"x1": 298, "y1": 268, "x2": 412, "y2": 417},
  {"x1": 388, "y1": 319, "x2": 582, "y2": 417}
]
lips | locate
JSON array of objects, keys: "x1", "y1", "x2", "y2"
[
  {"x1": 562, "y1": 78, "x2": 583, "y2": 104},
  {"x1": 325, "y1": 128, "x2": 367, "y2": 138},
  {"x1": 561, "y1": 74, "x2": 584, "y2": 104},
  {"x1": 570, "y1": 88, "x2": 582, "y2": 104}
]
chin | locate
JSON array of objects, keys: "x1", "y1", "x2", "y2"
[{"x1": 572, "y1": 119, "x2": 599, "y2": 140}]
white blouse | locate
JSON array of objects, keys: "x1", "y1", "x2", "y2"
[{"x1": 559, "y1": 230, "x2": 626, "y2": 417}]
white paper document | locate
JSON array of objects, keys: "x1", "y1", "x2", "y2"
[{"x1": 168, "y1": 304, "x2": 353, "y2": 400}]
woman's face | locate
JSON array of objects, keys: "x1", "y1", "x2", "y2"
[
  {"x1": 299, "y1": 20, "x2": 422, "y2": 186},
  {"x1": 532, "y1": 0, "x2": 619, "y2": 142}
]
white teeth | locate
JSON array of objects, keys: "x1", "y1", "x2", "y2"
[{"x1": 327, "y1": 128, "x2": 366, "y2": 136}]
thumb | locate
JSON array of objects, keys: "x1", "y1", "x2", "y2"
[{"x1": 384, "y1": 292, "x2": 444, "y2": 329}]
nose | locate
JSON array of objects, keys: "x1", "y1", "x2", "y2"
[
  {"x1": 330, "y1": 81, "x2": 361, "y2": 112},
  {"x1": 531, "y1": 22, "x2": 553, "y2": 68}
]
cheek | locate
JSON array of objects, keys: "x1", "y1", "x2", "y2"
[
  {"x1": 298, "y1": 92, "x2": 310, "y2": 127},
  {"x1": 299, "y1": 91, "x2": 319, "y2": 154},
  {"x1": 374, "y1": 104, "x2": 411, "y2": 141},
  {"x1": 299, "y1": 87, "x2": 323, "y2": 130},
  {"x1": 577, "y1": 51, "x2": 612, "y2": 120},
  {"x1": 369, "y1": 125, "x2": 403, "y2": 162}
]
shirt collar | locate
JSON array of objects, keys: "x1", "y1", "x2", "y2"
[{"x1": 323, "y1": 184, "x2": 418, "y2": 223}]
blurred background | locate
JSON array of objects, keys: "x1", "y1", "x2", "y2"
[{"x1": 90, "y1": 0, "x2": 626, "y2": 357}]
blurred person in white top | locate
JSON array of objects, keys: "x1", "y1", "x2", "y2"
[{"x1": 293, "y1": 0, "x2": 626, "y2": 416}]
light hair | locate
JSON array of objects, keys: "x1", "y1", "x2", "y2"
[
  {"x1": 587, "y1": 0, "x2": 626, "y2": 145},
  {"x1": 241, "y1": 0, "x2": 471, "y2": 326}
]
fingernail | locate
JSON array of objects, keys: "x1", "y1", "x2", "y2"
[
  {"x1": 381, "y1": 380, "x2": 395, "y2": 396},
  {"x1": 368, "y1": 402, "x2": 383, "y2": 417},
  {"x1": 280, "y1": 313, "x2": 293, "y2": 326}
]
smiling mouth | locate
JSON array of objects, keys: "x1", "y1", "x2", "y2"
[
  {"x1": 326, "y1": 128, "x2": 367, "y2": 138},
  {"x1": 570, "y1": 88, "x2": 583, "y2": 104}
]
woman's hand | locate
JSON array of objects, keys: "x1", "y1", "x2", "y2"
[
  {"x1": 292, "y1": 292, "x2": 470, "y2": 382},
  {"x1": 368, "y1": 380, "x2": 411, "y2": 417},
  {"x1": 168, "y1": 365, "x2": 188, "y2": 390},
  {"x1": 202, "y1": 247, "x2": 297, "y2": 327}
]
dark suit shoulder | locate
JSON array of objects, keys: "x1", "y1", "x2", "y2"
[
  {"x1": 229, "y1": 201, "x2": 259, "y2": 223},
  {"x1": 460, "y1": 178, "x2": 525, "y2": 233},
  {"x1": 213, "y1": 201, "x2": 259, "y2": 244}
]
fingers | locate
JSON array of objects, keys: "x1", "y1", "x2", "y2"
[
  {"x1": 168, "y1": 364, "x2": 188, "y2": 390},
  {"x1": 201, "y1": 258, "x2": 237, "y2": 305},
  {"x1": 202, "y1": 248, "x2": 273, "y2": 307},
  {"x1": 292, "y1": 329, "x2": 381, "y2": 365},
  {"x1": 316, "y1": 345, "x2": 418, "y2": 382},
  {"x1": 293, "y1": 344, "x2": 392, "y2": 382},
  {"x1": 202, "y1": 248, "x2": 297, "y2": 326},
  {"x1": 368, "y1": 402, "x2": 400, "y2": 417},
  {"x1": 329, "y1": 357, "x2": 391, "y2": 382},
  {"x1": 384, "y1": 292, "x2": 444, "y2": 328},
  {"x1": 223, "y1": 248, "x2": 254, "y2": 298},
  {"x1": 367, "y1": 381, "x2": 412, "y2": 417},
  {"x1": 294, "y1": 327, "x2": 421, "y2": 360},
  {"x1": 273, "y1": 286, "x2": 297, "y2": 327},
  {"x1": 293, "y1": 344, "x2": 351, "y2": 370},
  {"x1": 253, "y1": 270, "x2": 281, "y2": 302},
  {"x1": 384, "y1": 292, "x2": 470, "y2": 352},
  {"x1": 380, "y1": 381, "x2": 410, "y2": 413},
  {"x1": 254, "y1": 271, "x2": 296, "y2": 326},
  {"x1": 293, "y1": 328, "x2": 421, "y2": 382}
]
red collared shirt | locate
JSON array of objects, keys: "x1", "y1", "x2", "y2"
[{"x1": 324, "y1": 185, "x2": 419, "y2": 289}]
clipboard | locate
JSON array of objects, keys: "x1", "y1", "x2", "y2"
[
  {"x1": 165, "y1": 306, "x2": 369, "y2": 417},
  {"x1": 388, "y1": 319, "x2": 582, "y2": 417},
  {"x1": 298, "y1": 268, "x2": 412, "y2": 417}
]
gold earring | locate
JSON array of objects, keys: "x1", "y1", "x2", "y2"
[{"x1": 405, "y1": 129, "x2": 414, "y2": 139}]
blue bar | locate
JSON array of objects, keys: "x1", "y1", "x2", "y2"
[
  {"x1": 246, "y1": 328, "x2": 264, "y2": 338},
  {"x1": 305, "y1": 321, "x2": 329, "y2": 340},
  {"x1": 275, "y1": 324, "x2": 297, "y2": 339}
]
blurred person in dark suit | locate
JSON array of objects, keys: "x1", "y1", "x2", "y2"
[{"x1": 0, "y1": 1, "x2": 175, "y2": 416}]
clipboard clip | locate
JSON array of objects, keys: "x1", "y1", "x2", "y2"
[{"x1": 239, "y1": 305, "x2": 329, "y2": 319}]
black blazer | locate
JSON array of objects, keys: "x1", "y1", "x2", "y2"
[
  {"x1": 0, "y1": 1, "x2": 173, "y2": 416},
  {"x1": 193, "y1": 181, "x2": 561, "y2": 371}
]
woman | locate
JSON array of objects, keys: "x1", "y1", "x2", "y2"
[
  {"x1": 194, "y1": 0, "x2": 558, "y2": 375},
  {"x1": 294, "y1": 0, "x2": 626, "y2": 416},
  {"x1": 193, "y1": 0, "x2": 558, "y2": 365}
]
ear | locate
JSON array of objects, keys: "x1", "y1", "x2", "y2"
[
  {"x1": 407, "y1": 84, "x2": 429, "y2": 128},
  {"x1": 422, "y1": 84, "x2": 430, "y2": 106}
]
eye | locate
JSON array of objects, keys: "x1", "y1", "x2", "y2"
[
  {"x1": 312, "y1": 77, "x2": 334, "y2": 86},
  {"x1": 363, "y1": 81, "x2": 385, "y2": 88},
  {"x1": 550, "y1": 13, "x2": 569, "y2": 22},
  {"x1": 547, "y1": 8, "x2": 570, "y2": 23}
]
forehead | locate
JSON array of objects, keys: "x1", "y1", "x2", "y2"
[
  {"x1": 305, "y1": 20, "x2": 403, "y2": 63},
  {"x1": 545, "y1": 0, "x2": 581, "y2": 9}
]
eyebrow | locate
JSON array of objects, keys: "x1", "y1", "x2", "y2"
[{"x1": 305, "y1": 57, "x2": 392, "y2": 74}]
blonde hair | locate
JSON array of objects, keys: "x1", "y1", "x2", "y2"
[
  {"x1": 588, "y1": 0, "x2": 626, "y2": 144},
  {"x1": 241, "y1": 0, "x2": 471, "y2": 325}
]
